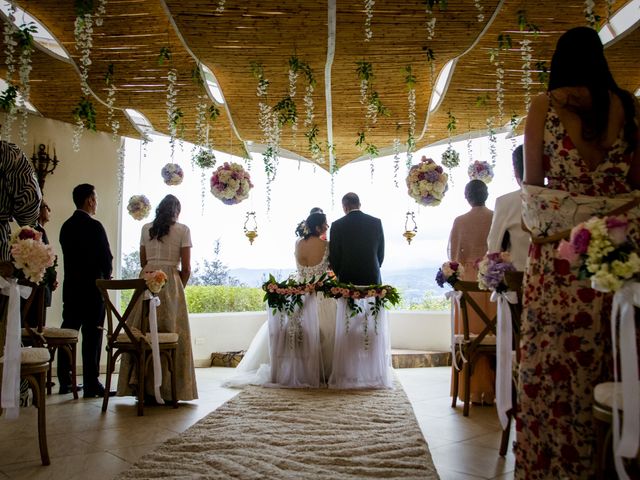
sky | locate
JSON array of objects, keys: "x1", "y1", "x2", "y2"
[{"x1": 120, "y1": 132, "x2": 523, "y2": 273}]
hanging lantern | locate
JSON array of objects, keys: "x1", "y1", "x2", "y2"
[
  {"x1": 244, "y1": 211, "x2": 258, "y2": 245},
  {"x1": 403, "y1": 211, "x2": 418, "y2": 244}
]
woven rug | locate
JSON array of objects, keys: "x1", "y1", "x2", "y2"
[{"x1": 117, "y1": 383, "x2": 439, "y2": 479}]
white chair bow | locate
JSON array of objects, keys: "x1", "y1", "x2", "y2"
[
  {"x1": 143, "y1": 290, "x2": 164, "y2": 405},
  {"x1": 445, "y1": 290, "x2": 464, "y2": 370}
]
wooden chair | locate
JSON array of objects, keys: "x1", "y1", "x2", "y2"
[
  {"x1": 96, "y1": 279, "x2": 179, "y2": 416},
  {"x1": 450, "y1": 280, "x2": 497, "y2": 417},
  {"x1": 20, "y1": 283, "x2": 79, "y2": 398},
  {"x1": 498, "y1": 270, "x2": 524, "y2": 457}
]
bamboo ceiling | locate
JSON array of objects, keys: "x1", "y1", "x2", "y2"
[{"x1": 4, "y1": 0, "x2": 640, "y2": 170}]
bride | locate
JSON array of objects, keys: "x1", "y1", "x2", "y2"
[{"x1": 223, "y1": 212, "x2": 336, "y2": 388}]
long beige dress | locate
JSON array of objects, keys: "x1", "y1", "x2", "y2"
[
  {"x1": 117, "y1": 222, "x2": 198, "y2": 401},
  {"x1": 448, "y1": 205, "x2": 496, "y2": 404}
]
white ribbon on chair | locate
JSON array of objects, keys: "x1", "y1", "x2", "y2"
[
  {"x1": 0, "y1": 276, "x2": 31, "y2": 419},
  {"x1": 490, "y1": 290, "x2": 518, "y2": 430},
  {"x1": 143, "y1": 290, "x2": 164, "y2": 405},
  {"x1": 610, "y1": 282, "x2": 640, "y2": 480},
  {"x1": 445, "y1": 290, "x2": 463, "y2": 370}
]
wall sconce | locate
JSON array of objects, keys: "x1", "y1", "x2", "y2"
[{"x1": 31, "y1": 144, "x2": 59, "y2": 191}]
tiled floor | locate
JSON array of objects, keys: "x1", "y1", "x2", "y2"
[{"x1": 0, "y1": 367, "x2": 515, "y2": 479}]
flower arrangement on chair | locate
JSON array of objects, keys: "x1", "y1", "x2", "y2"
[
  {"x1": 10, "y1": 226, "x2": 55, "y2": 284},
  {"x1": 161, "y1": 163, "x2": 184, "y2": 186},
  {"x1": 477, "y1": 252, "x2": 516, "y2": 292},
  {"x1": 436, "y1": 261, "x2": 464, "y2": 288},
  {"x1": 406, "y1": 156, "x2": 449, "y2": 207},
  {"x1": 557, "y1": 215, "x2": 640, "y2": 292},
  {"x1": 210, "y1": 162, "x2": 253, "y2": 205},
  {"x1": 467, "y1": 160, "x2": 494, "y2": 184},
  {"x1": 143, "y1": 270, "x2": 168, "y2": 294},
  {"x1": 126, "y1": 195, "x2": 151, "y2": 221}
]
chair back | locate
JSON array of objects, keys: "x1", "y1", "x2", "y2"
[
  {"x1": 504, "y1": 271, "x2": 524, "y2": 360},
  {"x1": 96, "y1": 279, "x2": 149, "y2": 346},
  {"x1": 19, "y1": 281, "x2": 46, "y2": 347},
  {"x1": 453, "y1": 280, "x2": 497, "y2": 345}
]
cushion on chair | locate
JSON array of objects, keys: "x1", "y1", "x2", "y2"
[
  {"x1": 594, "y1": 381, "x2": 640, "y2": 410},
  {"x1": 116, "y1": 332, "x2": 179, "y2": 344},
  {"x1": 1, "y1": 347, "x2": 50, "y2": 365},
  {"x1": 41, "y1": 327, "x2": 79, "y2": 339},
  {"x1": 453, "y1": 333, "x2": 497, "y2": 345}
]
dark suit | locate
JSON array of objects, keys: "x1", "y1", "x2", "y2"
[
  {"x1": 23, "y1": 224, "x2": 54, "y2": 328},
  {"x1": 329, "y1": 210, "x2": 384, "y2": 285},
  {"x1": 59, "y1": 210, "x2": 113, "y2": 390}
]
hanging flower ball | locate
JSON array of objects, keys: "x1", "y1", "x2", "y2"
[
  {"x1": 210, "y1": 162, "x2": 253, "y2": 205},
  {"x1": 193, "y1": 148, "x2": 216, "y2": 169},
  {"x1": 127, "y1": 195, "x2": 151, "y2": 220},
  {"x1": 467, "y1": 160, "x2": 494, "y2": 184},
  {"x1": 406, "y1": 156, "x2": 449, "y2": 207},
  {"x1": 441, "y1": 146, "x2": 460, "y2": 169},
  {"x1": 161, "y1": 163, "x2": 184, "y2": 186}
]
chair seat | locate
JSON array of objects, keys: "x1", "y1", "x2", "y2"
[
  {"x1": 116, "y1": 332, "x2": 179, "y2": 344},
  {"x1": 594, "y1": 381, "x2": 640, "y2": 410},
  {"x1": 1, "y1": 347, "x2": 50, "y2": 365},
  {"x1": 41, "y1": 327, "x2": 79, "y2": 339},
  {"x1": 453, "y1": 333, "x2": 497, "y2": 345}
]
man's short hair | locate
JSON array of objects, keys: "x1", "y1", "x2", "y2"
[
  {"x1": 464, "y1": 180, "x2": 488, "y2": 206},
  {"x1": 342, "y1": 192, "x2": 360, "y2": 210},
  {"x1": 512, "y1": 145, "x2": 524, "y2": 181},
  {"x1": 72, "y1": 183, "x2": 95, "y2": 209}
]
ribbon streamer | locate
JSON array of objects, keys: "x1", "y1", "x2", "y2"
[
  {"x1": 445, "y1": 290, "x2": 463, "y2": 370},
  {"x1": 610, "y1": 282, "x2": 640, "y2": 480},
  {"x1": 0, "y1": 277, "x2": 31, "y2": 419},
  {"x1": 143, "y1": 290, "x2": 164, "y2": 405},
  {"x1": 491, "y1": 290, "x2": 517, "y2": 430}
]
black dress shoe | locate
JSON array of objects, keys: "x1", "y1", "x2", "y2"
[
  {"x1": 59, "y1": 384, "x2": 83, "y2": 395},
  {"x1": 83, "y1": 383, "x2": 116, "y2": 398}
]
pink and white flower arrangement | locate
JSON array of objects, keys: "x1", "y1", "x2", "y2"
[
  {"x1": 210, "y1": 162, "x2": 253, "y2": 205},
  {"x1": 143, "y1": 270, "x2": 168, "y2": 294},
  {"x1": 436, "y1": 261, "x2": 464, "y2": 287},
  {"x1": 477, "y1": 252, "x2": 516, "y2": 292},
  {"x1": 10, "y1": 226, "x2": 55, "y2": 284},
  {"x1": 467, "y1": 160, "x2": 494, "y2": 184},
  {"x1": 126, "y1": 195, "x2": 151, "y2": 221},
  {"x1": 406, "y1": 156, "x2": 449, "y2": 207},
  {"x1": 557, "y1": 215, "x2": 640, "y2": 292},
  {"x1": 161, "y1": 163, "x2": 184, "y2": 186}
]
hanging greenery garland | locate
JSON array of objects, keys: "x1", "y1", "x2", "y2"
[
  {"x1": 424, "y1": 4, "x2": 436, "y2": 40},
  {"x1": 425, "y1": 48, "x2": 436, "y2": 87},
  {"x1": 72, "y1": 96, "x2": 97, "y2": 152},
  {"x1": 584, "y1": 0, "x2": 597, "y2": 27},
  {"x1": 1, "y1": 4, "x2": 17, "y2": 142},
  {"x1": 300, "y1": 61, "x2": 322, "y2": 163},
  {"x1": 104, "y1": 64, "x2": 125, "y2": 205},
  {"x1": 355, "y1": 61, "x2": 387, "y2": 163},
  {"x1": 74, "y1": 2, "x2": 94, "y2": 97},
  {"x1": 14, "y1": 22, "x2": 36, "y2": 146},
  {"x1": 405, "y1": 65, "x2": 416, "y2": 169},
  {"x1": 441, "y1": 111, "x2": 460, "y2": 170},
  {"x1": 517, "y1": 11, "x2": 539, "y2": 114},
  {"x1": 364, "y1": 0, "x2": 375, "y2": 41},
  {"x1": 392, "y1": 135, "x2": 401, "y2": 188},
  {"x1": 489, "y1": 34, "x2": 510, "y2": 125},
  {"x1": 95, "y1": 0, "x2": 107, "y2": 26},
  {"x1": 487, "y1": 117, "x2": 497, "y2": 167},
  {"x1": 288, "y1": 56, "x2": 299, "y2": 144},
  {"x1": 509, "y1": 114, "x2": 519, "y2": 151}
]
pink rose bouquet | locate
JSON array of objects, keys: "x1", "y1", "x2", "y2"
[
  {"x1": 143, "y1": 270, "x2": 168, "y2": 294},
  {"x1": 210, "y1": 162, "x2": 253, "y2": 205},
  {"x1": 557, "y1": 215, "x2": 640, "y2": 292},
  {"x1": 406, "y1": 156, "x2": 449, "y2": 207},
  {"x1": 467, "y1": 160, "x2": 494, "y2": 184},
  {"x1": 10, "y1": 226, "x2": 56, "y2": 284}
]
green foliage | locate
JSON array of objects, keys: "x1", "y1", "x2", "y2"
[
  {"x1": 424, "y1": 48, "x2": 435, "y2": 62},
  {"x1": 208, "y1": 105, "x2": 221, "y2": 121},
  {"x1": 185, "y1": 285, "x2": 264, "y2": 313},
  {"x1": 356, "y1": 131, "x2": 379, "y2": 158},
  {"x1": 15, "y1": 22, "x2": 37, "y2": 51},
  {"x1": 0, "y1": 85, "x2": 19, "y2": 112},
  {"x1": 369, "y1": 91, "x2": 390, "y2": 117},
  {"x1": 404, "y1": 65, "x2": 417, "y2": 90},
  {"x1": 305, "y1": 124, "x2": 322, "y2": 159},
  {"x1": 475, "y1": 94, "x2": 489, "y2": 107},
  {"x1": 402, "y1": 291, "x2": 449, "y2": 311},
  {"x1": 424, "y1": 0, "x2": 448, "y2": 10},
  {"x1": 74, "y1": 0, "x2": 94, "y2": 16},
  {"x1": 120, "y1": 250, "x2": 141, "y2": 279},
  {"x1": 356, "y1": 60, "x2": 374, "y2": 81},
  {"x1": 158, "y1": 46, "x2": 172, "y2": 66},
  {"x1": 250, "y1": 61, "x2": 264, "y2": 80},
  {"x1": 274, "y1": 95, "x2": 297, "y2": 126},
  {"x1": 104, "y1": 63, "x2": 115, "y2": 85},
  {"x1": 517, "y1": 10, "x2": 540, "y2": 34},
  {"x1": 446, "y1": 110, "x2": 457, "y2": 134},
  {"x1": 73, "y1": 96, "x2": 97, "y2": 131},
  {"x1": 497, "y1": 33, "x2": 512, "y2": 50},
  {"x1": 535, "y1": 60, "x2": 549, "y2": 87},
  {"x1": 191, "y1": 65, "x2": 204, "y2": 86}
]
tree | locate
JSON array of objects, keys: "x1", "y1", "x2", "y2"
[
  {"x1": 191, "y1": 240, "x2": 242, "y2": 286},
  {"x1": 120, "y1": 250, "x2": 140, "y2": 279}
]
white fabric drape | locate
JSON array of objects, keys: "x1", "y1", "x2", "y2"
[
  {"x1": 0, "y1": 276, "x2": 31, "y2": 419},
  {"x1": 491, "y1": 290, "x2": 518, "y2": 429},
  {"x1": 143, "y1": 290, "x2": 164, "y2": 404},
  {"x1": 445, "y1": 290, "x2": 463, "y2": 370}
]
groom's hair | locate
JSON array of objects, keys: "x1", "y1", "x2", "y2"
[{"x1": 342, "y1": 192, "x2": 360, "y2": 210}]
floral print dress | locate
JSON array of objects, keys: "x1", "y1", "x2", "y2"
[{"x1": 515, "y1": 101, "x2": 638, "y2": 479}]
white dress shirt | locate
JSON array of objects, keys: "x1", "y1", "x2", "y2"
[{"x1": 487, "y1": 189, "x2": 530, "y2": 271}]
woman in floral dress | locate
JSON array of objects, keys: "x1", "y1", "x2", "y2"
[{"x1": 517, "y1": 27, "x2": 640, "y2": 479}]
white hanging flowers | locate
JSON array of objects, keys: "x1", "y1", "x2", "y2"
[
  {"x1": 364, "y1": 0, "x2": 375, "y2": 42},
  {"x1": 15, "y1": 23, "x2": 36, "y2": 146},
  {"x1": 425, "y1": 48, "x2": 436, "y2": 88},
  {"x1": 405, "y1": 65, "x2": 417, "y2": 170},
  {"x1": 355, "y1": 60, "x2": 388, "y2": 162},
  {"x1": 158, "y1": 47, "x2": 180, "y2": 161},
  {"x1": 605, "y1": 0, "x2": 615, "y2": 21},
  {"x1": 288, "y1": 56, "x2": 300, "y2": 144},
  {"x1": 95, "y1": 0, "x2": 107, "y2": 27},
  {"x1": 216, "y1": 0, "x2": 225, "y2": 13},
  {"x1": 584, "y1": 0, "x2": 597, "y2": 27},
  {"x1": 441, "y1": 111, "x2": 460, "y2": 170},
  {"x1": 489, "y1": 34, "x2": 511, "y2": 125},
  {"x1": 74, "y1": 7, "x2": 94, "y2": 96},
  {"x1": 72, "y1": 97, "x2": 97, "y2": 152},
  {"x1": 517, "y1": 11, "x2": 539, "y2": 114},
  {"x1": 298, "y1": 61, "x2": 322, "y2": 163},
  {"x1": 487, "y1": 117, "x2": 497, "y2": 167},
  {"x1": 1, "y1": 3, "x2": 18, "y2": 142},
  {"x1": 393, "y1": 135, "x2": 401, "y2": 188},
  {"x1": 474, "y1": 0, "x2": 484, "y2": 22},
  {"x1": 425, "y1": 4, "x2": 436, "y2": 41}
]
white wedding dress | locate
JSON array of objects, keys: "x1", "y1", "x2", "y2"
[{"x1": 222, "y1": 246, "x2": 336, "y2": 388}]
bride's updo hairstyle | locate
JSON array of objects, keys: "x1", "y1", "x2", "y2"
[
  {"x1": 150, "y1": 194, "x2": 181, "y2": 242},
  {"x1": 302, "y1": 212, "x2": 327, "y2": 240}
]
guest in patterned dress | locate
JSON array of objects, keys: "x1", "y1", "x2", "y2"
[
  {"x1": 117, "y1": 194, "x2": 198, "y2": 402},
  {"x1": 448, "y1": 179, "x2": 496, "y2": 404},
  {"x1": 516, "y1": 27, "x2": 640, "y2": 479}
]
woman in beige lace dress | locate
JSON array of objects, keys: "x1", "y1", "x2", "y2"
[{"x1": 117, "y1": 194, "x2": 198, "y2": 401}]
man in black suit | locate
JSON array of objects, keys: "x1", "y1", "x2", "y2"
[
  {"x1": 59, "y1": 184, "x2": 113, "y2": 397},
  {"x1": 329, "y1": 192, "x2": 384, "y2": 285}
]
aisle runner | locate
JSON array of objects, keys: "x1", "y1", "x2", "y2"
[{"x1": 117, "y1": 382, "x2": 439, "y2": 479}]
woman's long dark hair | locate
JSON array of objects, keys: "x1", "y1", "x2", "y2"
[
  {"x1": 548, "y1": 26, "x2": 637, "y2": 153},
  {"x1": 149, "y1": 194, "x2": 181, "y2": 241},
  {"x1": 301, "y1": 212, "x2": 326, "y2": 240}
]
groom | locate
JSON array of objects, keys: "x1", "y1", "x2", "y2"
[{"x1": 329, "y1": 192, "x2": 384, "y2": 285}]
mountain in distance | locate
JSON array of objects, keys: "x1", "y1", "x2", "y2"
[{"x1": 228, "y1": 266, "x2": 444, "y2": 304}]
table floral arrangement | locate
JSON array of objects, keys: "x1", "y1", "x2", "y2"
[
  {"x1": 467, "y1": 160, "x2": 494, "y2": 184},
  {"x1": 193, "y1": 148, "x2": 216, "y2": 169},
  {"x1": 435, "y1": 261, "x2": 464, "y2": 288},
  {"x1": 210, "y1": 162, "x2": 253, "y2": 205},
  {"x1": 10, "y1": 226, "x2": 55, "y2": 284},
  {"x1": 557, "y1": 215, "x2": 640, "y2": 292},
  {"x1": 143, "y1": 270, "x2": 168, "y2": 294},
  {"x1": 477, "y1": 252, "x2": 516, "y2": 292},
  {"x1": 161, "y1": 162, "x2": 184, "y2": 186},
  {"x1": 406, "y1": 156, "x2": 449, "y2": 207},
  {"x1": 127, "y1": 195, "x2": 151, "y2": 221}
]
